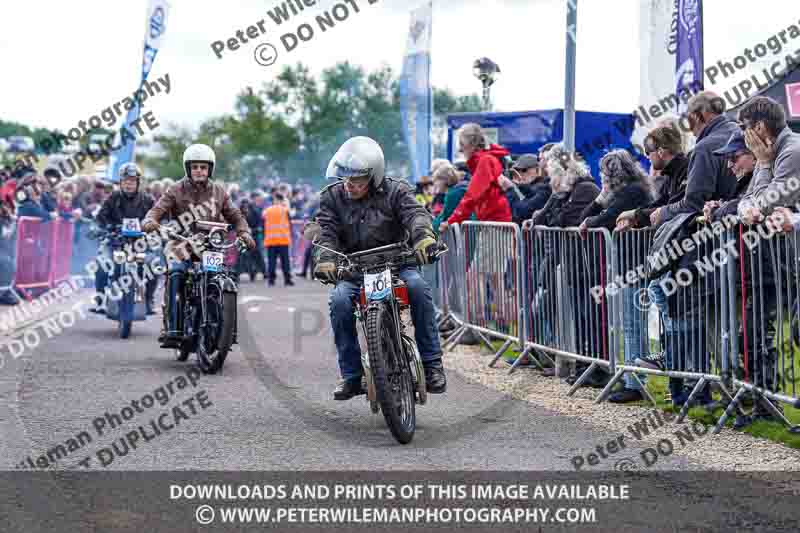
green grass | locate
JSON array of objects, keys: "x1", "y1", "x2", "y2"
[{"x1": 489, "y1": 339, "x2": 800, "y2": 449}]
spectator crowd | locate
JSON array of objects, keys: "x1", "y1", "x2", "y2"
[
  {"x1": 425, "y1": 93, "x2": 800, "y2": 430},
  {"x1": 0, "y1": 161, "x2": 322, "y2": 305}
]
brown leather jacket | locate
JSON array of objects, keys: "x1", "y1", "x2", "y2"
[{"x1": 144, "y1": 177, "x2": 251, "y2": 261}]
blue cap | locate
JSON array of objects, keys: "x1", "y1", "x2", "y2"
[{"x1": 713, "y1": 131, "x2": 750, "y2": 156}]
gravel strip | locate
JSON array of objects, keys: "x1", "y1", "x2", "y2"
[{"x1": 445, "y1": 342, "x2": 800, "y2": 471}]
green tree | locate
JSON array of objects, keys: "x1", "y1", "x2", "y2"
[{"x1": 141, "y1": 61, "x2": 483, "y2": 187}]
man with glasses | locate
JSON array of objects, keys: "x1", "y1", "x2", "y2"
[
  {"x1": 702, "y1": 131, "x2": 756, "y2": 221},
  {"x1": 313, "y1": 136, "x2": 446, "y2": 400},
  {"x1": 615, "y1": 126, "x2": 689, "y2": 231}
]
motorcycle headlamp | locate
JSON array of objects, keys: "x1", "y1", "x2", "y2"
[
  {"x1": 208, "y1": 229, "x2": 225, "y2": 247},
  {"x1": 112, "y1": 250, "x2": 126, "y2": 264}
]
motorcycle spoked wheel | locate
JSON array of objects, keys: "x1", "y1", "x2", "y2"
[
  {"x1": 401, "y1": 333, "x2": 426, "y2": 405},
  {"x1": 196, "y1": 287, "x2": 236, "y2": 374},
  {"x1": 365, "y1": 302, "x2": 416, "y2": 444}
]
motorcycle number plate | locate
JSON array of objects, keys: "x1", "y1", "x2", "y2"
[
  {"x1": 202, "y1": 251, "x2": 224, "y2": 272},
  {"x1": 364, "y1": 269, "x2": 391, "y2": 301},
  {"x1": 122, "y1": 218, "x2": 143, "y2": 237}
]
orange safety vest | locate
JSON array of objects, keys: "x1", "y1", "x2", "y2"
[{"x1": 262, "y1": 204, "x2": 291, "y2": 246}]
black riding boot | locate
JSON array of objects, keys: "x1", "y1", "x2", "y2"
[
  {"x1": 145, "y1": 277, "x2": 158, "y2": 315},
  {"x1": 159, "y1": 272, "x2": 184, "y2": 348}
]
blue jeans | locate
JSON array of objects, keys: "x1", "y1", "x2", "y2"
[
  {"x1": 329, "y1": 267, "x2": 441, "y2": 382},
  {"x1": 648, "y1": 276, "x2": 707, "y2": 397},
  {"x1": 168, "y1": 260, "x2": 191, "y2": 272},
  {"x1": 622, "y1": 287, "x2": 649, "y2": 390}
]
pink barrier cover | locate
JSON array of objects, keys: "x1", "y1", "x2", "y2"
[
  {"x1": 49, "y1": 218, "x2": 74, "y2": 288},
  {"x1": 13, "y1": 217, "x2": 75, "y2": 299},
  {"x1": 13, "y1": 217, "x2": 53, "y2": 298}
]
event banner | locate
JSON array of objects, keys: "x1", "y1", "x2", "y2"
[
  {"x1": 399, "y1": 2, "x2": 433, "y2": 184},
  {"x1": 632, "y1": 0, "x2": 677, "y2": 150},
  {"x1": 108, "y1": 0, "x2": 171, "y2": 182},
  {"x1": 675, "y1": 0, "x2": 704, "y2": 114}
]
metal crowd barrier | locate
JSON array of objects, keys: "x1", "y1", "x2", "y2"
[
  {"x1": 514, "y1": 226, "x2": 617, "y2": 389},
  {"x1": 714, "y1": 223, "x2": 800, "y2": 432},
  {"x1": 597, "y1": 224, "x2": 735, "y2": 420},
  {"x1": 435, "y1": 224, "x2": 468, "y2": 347},
  {"x1": 0, "y1": 220, "x2": 19, "y2": 303},
  {"x1": 444, "y1": 222, "x2": 525, "y2": 361},
  {"x1": 432, "y1": 216, "x2": 800, "y2": 434},
  {"x1": 49, "y1": 217, "x2": 74, "y2": 288}
]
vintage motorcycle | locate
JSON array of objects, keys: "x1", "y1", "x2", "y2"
[
  {"x1": 91, "y1": 221, "x2": 155, "y2": 339},
  {"x1": 160, "y1": 221, "x2": 246, "y2": 374},
  {"x1": 314, "y1": 238, "x2": 447, "y2": 444}
]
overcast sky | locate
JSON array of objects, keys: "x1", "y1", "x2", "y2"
[{"x1": 0, "y1": 0, "x2": 795, "y2": 136}]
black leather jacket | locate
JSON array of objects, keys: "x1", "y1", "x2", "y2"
[
  {"x1": 315, "y1": 177, "x2": 434, "y2": 263},
  {"x1": 97, "y1": 191, "x2": 154, "y2": 227}
]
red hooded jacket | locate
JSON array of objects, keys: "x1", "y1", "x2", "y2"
[{"x1": 447, "y1": 145, "x2": 512, "y2": 224}]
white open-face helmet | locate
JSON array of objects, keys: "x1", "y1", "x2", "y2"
[
  {"x1": 325, "y1": 136, "x2": 385, "y2": 189},
  {"x1": 183, "y1": 143, "x2": 216, "y2": 179}
]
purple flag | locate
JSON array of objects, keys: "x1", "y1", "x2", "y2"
[{"x1": 675, "y1": 0, "x2": 703, "y2": 113}]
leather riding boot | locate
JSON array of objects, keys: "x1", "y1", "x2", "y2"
[
  {"x1": 159, "y1": 272, "x2": 185, "y2": 348},
  {"x1": 145, "y1": 278, "x2": 158, "y2": 315}
]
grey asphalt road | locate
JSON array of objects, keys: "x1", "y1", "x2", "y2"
[{"x1": 0, "y1": 278, "x2": 692, "y2": 471}]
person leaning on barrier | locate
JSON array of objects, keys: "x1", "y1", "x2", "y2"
[
  {"x1": 15, "y1": 175, "x2": 53, "y2": 220},
  {"x1": 616, "y1": 127, "x2": 689, "y2": 231},
  {"x1": 527, "y1": 144, "x2": 599, "y2": 229},
  {"x1": 525, "y1": 144, "x2": 603, "y2": 384},
  {"x1": 735, "y1": 96, "x2": 800, "y2": 224},
  {"x1": 141, "y1": 143, "x2": 256, "y2": 349},
  {"x1": 312, "y1": 136, "x2": 446, "y2": 400},
  {"x1": 579, "y1": 150, "x2": 655, "y2": 403},
  {"x1": 702, "y1": 130, "x2": 756, "y2": 221},
  {"x1": 634, "y1": 92, "x2": 738, "y2": 408},
  {"x1": 647, "y1": 91, "x2": 738, "y2": 228},
  {"x1": 497, "y1": 154, "x2": 552, "y2": 225}
]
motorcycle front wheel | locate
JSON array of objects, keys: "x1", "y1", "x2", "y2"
[
  {"x1": 365, "y1": 301, "x2": 416, "y2": 444},
  {"x1": 196, "y1": 288, "x2": 236, "y2": 374}
]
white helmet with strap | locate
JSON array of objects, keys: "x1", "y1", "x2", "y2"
[{"x1": 183, "y1": 144, "x2": 216, "y2": 179}]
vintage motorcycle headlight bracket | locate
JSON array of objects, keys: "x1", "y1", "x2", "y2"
[{"x1": 208, "y1": 229, "x2": 225, "y2": 248}]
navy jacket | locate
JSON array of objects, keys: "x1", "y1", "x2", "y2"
[{"x1": 506, "y1": 179, "x2": 551, "y2": 224}]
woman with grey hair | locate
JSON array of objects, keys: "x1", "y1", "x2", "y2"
[
  {"x1": 529, "y1": 143, "x2": 599, "y2": 228},
  {"x1": 579, "y1": 148, "x2": 654, "y2": 403},
  {"x1": 524, "y1": 143, "x2": 601, "y2": 381},
  {"x1": 578, "y1": 149, "x2": 654, "y2": 231}
]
